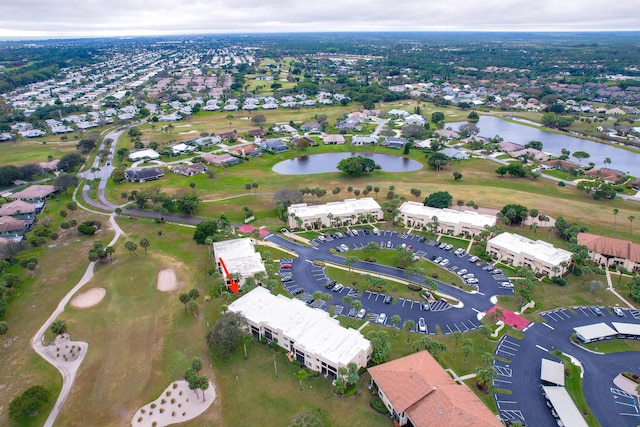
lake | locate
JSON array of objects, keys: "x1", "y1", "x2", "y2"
[
  {"x1": 447, "y1": 116, "x2": 640, "y2": 175},
  {"x1": 272, "y1": 152, "x2": 423, "y2": 175}
]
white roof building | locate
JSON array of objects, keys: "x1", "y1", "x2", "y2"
[
  {"x1": 397, "y1": 202, "x2": 496, "y2": 236},
  {"x1": 540, "y1": 358, "x2": 565, "y2": 386},
  {"x1": 487, "y1": 232, "x2": 572, "y2": 277},
  {"x1": 541, "y1": 386, "x2": 588, "y2": 427},
  {"x1": 212, "y1": 238, "x2": 265, "y2": 282},
  {"x1": 287, "y1": 197, "x2": 383, "y2": 229},
  {"x1": 228, "y1": 287, "x2": 371, "y2": 376},
  {"x1": 128, "y1": 148, "x2": 161, "y2": 161},
  {"x1": 573, "y1": 322, "x2": 617, "y2": 343},
  {"x1": 612, "y1": 322, "x2": 640, "y2": 338}
]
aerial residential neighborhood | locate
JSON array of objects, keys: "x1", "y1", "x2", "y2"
[{"x1": 0, "y1": 27, "x2": 640, "y2": 427}]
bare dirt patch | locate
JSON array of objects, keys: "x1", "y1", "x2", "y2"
[
  {"x1": 71, "y1": 288, "x2": 106, "y2": 309},
  {"x1": 157, "y1": 269, "x2": 180, "y2": 292}
]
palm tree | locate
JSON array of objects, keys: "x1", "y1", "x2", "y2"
[
  {"x1": 604, "y1": 157, "x2": 612, "y2": 168},
  {"x1": 390, "y1": 315, "x2": 401, "y2": 334},
  {"x1": 179, "y1": 293, "x2": 190, "y2": 312},
  {"x1": 629, "y1": 215, "x2": 636, "y2": 239},
  {"x1": 404, "y1": 320, "x2": 415, "y2": 342},
  {"x1": 452, "y1": 330, "x2": 462, "y2": 359},
  {"x1": 296, "y1": 369, "x2": 309, "y2": 391},
  {"x1": 342, "y1": 296, "x2": 352, "y2": 315},
  {"x1": 139, "y1": 237, "x2": 150, "y2": 254},
  {"x1": 613, "y1": 208, "x2": 619, "y2": 230},
  {"x1": 474, "y1": 367, "x2": 497, "y2": 392}
]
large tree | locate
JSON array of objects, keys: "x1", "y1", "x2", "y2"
[
  {"x1": 366, "y1": 330, "x2": 390, "y2": 364},
  {"x1": 8, "y1": 385, "x2": 50, "y2": 420},
  {"x1": 423, "y1": 191, "x2": 452, "y2": 209},
  {"x1": 427, "y1": 152, "x2": 449, "y2": 171},
  {"x1": 499, "y1": 204, "x2": 529, "y2": 225},
  {"x1": 57, "y1": 153, "x2": 85, "y2": 172},
  {"x1": 206, "y1": 311, "x2": 248, "y2": 359},
  {"x1": 52, "y1": 173, "x2": 79, "y2": 193},
  {"x1": 336, "y1": 156, "x2": 378, "y2": 176},
  {"x1": 193, "y1": 220, "x2": 220, "y2": 244}
]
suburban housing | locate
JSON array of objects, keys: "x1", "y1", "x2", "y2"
[
  {"x1": 228, "y1": 287, "x2": 371, "y2": 377},
  {"x1": 396, "y1": 201, "x2": 496, "y2": 236},
  {"x1": 487, "y1": 232, "x2": 572, "y2": 277},
  {"x1": 368, "y1": 351, "x2": 502, "y2": 427},
  {"x1": 577, "y1": 232, "x2": 640, "y2": 273},
  {"x1": 286, "y1": 197, "x2": 383, "y2": 229}
]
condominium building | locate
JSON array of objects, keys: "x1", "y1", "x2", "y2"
[
  {"x1": 487, "y1": 232, "x2": 572, "y2": 277},
  {"x1": 287, "y1": 197, "x2": 383, "y2": 229},
  {"x1": 397, "y1": 201, "x2": 496, "y2": 236},
  {"x1": 228, "y1": 287, "x2": 371, "y2": 377}
]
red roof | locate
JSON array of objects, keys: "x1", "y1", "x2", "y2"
[{"x1": 369, "y1": 351, "x2": 501, "y2": 427}]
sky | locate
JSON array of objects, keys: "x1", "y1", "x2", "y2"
[{"x1": 0, "y1": 0, "x2": 638, "y2": 39}]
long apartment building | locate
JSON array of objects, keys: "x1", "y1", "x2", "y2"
[{"x1": 287, "y1": 197, "x2": 383, "y2": 229}]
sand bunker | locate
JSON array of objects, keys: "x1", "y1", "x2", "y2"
[
  {"x1": 71, "y1": 288, "x2": 106, "y2": 309},
  {"x1": 131, "y1": 379, "x2": 215, "y2": 427},
  {"x1": 157, "y1": 269, "x2": 179, "y2": 292}
]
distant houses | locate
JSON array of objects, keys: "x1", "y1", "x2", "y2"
[
  {"x1": 128, "y1": 149, "x2": 161, "y2": 162},
  {"x1": 203, "y1": 153, "x2": 241, "y2": 167},
  {"x1": 10, "y1": 185, "x2": 58, "y2": 202},
  {"x1": 168, "y1": 163, "x2": 208, "y2": 176},
  {"x1": 259, "y1": 138, "x2": 289, "y2": 152}
]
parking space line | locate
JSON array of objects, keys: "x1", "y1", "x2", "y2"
[
  {"x1": 536, "y1": 344, "x2": 548, "y2": 352},
  {"x1": 542, "y1": 322, "x2": 555, "y2": 330}
]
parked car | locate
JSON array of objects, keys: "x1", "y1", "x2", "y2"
[
  {"x1": 439, "y1": 259, "x2": 449, "y2": 266},
  {"x1": 418, "y1": 236, "x2": 426, "y2": 242},
  {"x1": 590, "y1": 306, "x2": 604, "y2": 316},
  {"x1": 386, "y1": 241, "x2": 393, "y2": 248},
  {"x1": 434, "y1": 256, "x2": 443, "y2": 264},
  {"x1": 445, "y1": 244, "x2": 454, "y2": 251},
  {"x1": 356, "y1": 308, "x2": 367, "y2": 319},
  {"x1": 468, "y1": 256, "x2": 479, "y2": 263},
  {"x1": 332, "y1": 283, "x2": 344, "y2": 292},
  {"x1": 335, "y1": 232, "x2": 344, "y2": 238},
  {"x1": 344, "y1": 229, "x2": 353, "y2": 236},
  {"x1": 422, "y1": 302, "x2": 430, "y2": 311},
  {"x1": 280, "y1": 263, "x2": 292, "y2": 269},
  {"x1": 439, "y1": 243, "x2": 447, "y2": 249},
  {"x1": 372, "y1": 227, "x2": 380, "y2": 235},
  {"x1": 363, "y1": 228, "x2": 370, "y2": 235},
  {"x1": 491, "y1": 269, "x2": 503, "y2": 275},
  {"x1": 377, "y1": 313, "x2": 387, "y2": 324},
  {"x1": 325, "y1": 280, "x2": 337, "y2": 289},
  {"x1": 418, "y1": 317, "x2": 427, "y2": 332},
  {"x1": 291, "y1": 288, "x2": 303, "y2": 295},
  {"x1": 348, "y1": 307, "x2": 356, "y2": 317},
  {"x1": 384, "y1": 294, "x2": 393, "y2": 304},
  {"x1": 340, "y1": 243, "x2": 349, "y2": 252},
  {"x1": 281, "y1": 276, "x2": 293, "y2": 282},
  {"x1": 456, "y1": 269, "x2": 468, "y2": 276},
  {"x1": 482, "y1": 264, "x2": 495, "y2": 271},
  {"x1": 352, "y1": 229, "x2": 359, "y2": 236},
  {"x1": 463, "y1": 273, "x2": 475, "y2": 279},
  {"x1": 466, "y1": 278, "x2": 479, "y2": 284},
  {"x1": 613, "y1": 307, "x2": 624, "y2": 317},
  {"x1": 317, "y1": 235, "x2": 326, "y2": 242},
  {"x1": 500, "y1": 281, "x2": 514, "y2": 288}
]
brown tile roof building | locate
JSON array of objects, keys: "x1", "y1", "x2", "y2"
[
  {"x1": 578, "y1": 233, "x2": 640, "y2": 270},
  {"x1": 0, "y1": 200, "x2": 37, "y2": 216},
  {"x1": 368, "y1": 351, "x2": 501, "y2": 427},
  {"x1": 584, "y1": 168, "x2": 625, "y2": 183},
  {"x1": 10, "y1": 185, "x2": 57, "y2": 201},
  {"x1": 0, "y1": 216, "x2": 26, "y2": 234}
]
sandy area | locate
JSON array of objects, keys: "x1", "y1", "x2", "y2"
[
  {"x1": 70, "y1": 288, "x2": 106, "y2": 309},
  {"x1": 157, "y1": 269, "x2": 180, "y2": 292},
  {"x1": 131, "y1": 380, "x2": 215, "y2": 427},
  {"x1": 178, "y1": 130, "x2": 198, "y2": 135}
]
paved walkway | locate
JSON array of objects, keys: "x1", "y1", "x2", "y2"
[
  {"x1": 605, "y1": 268, "x2": 636, "y2": 309},
  {"x1": 31, "y1": 214, "x2": 124, "y2": 426},
  {"x1": 445, "y1": 368, "x2": 476, "y2": 384}
]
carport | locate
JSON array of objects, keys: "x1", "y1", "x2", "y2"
[
  {"x1": 612, "y1": 322, "x2": 640, "y2": 339},
  {"x1": 542, "y1": 386, "x2": 588, "y2": 427},
  {"x1": 573, "y1": 322, "x2": 617, "y2": 343},
  {"x1": 540, "y1": 358, "x2": 565, "y2": 386}
]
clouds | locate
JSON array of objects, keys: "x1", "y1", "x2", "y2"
[{"x1": 0, "y1": 0, "x2": 637, "y2": 38}]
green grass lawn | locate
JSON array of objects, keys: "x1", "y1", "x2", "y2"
[
  {"x1": 580, "y1": 338, "x2": 640, "y2": 353},
  {"x1": 438, "y1": 235, "x2": 471, "y2": 250}
]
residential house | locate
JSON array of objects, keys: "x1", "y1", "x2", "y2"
[
  {"x1": 368, "y1": 351, "x2": 502, "y2": 427},
  {"x1": 169, "y1": 163, "x2": 208, "y2": 176},
  {"x1": 404, "y1": 114, "x2": 426, "y2": 126},
  {"x1": 228, "y1": 144, "x2": 261, "y2": 157},
  {"x1": 381, "y1": 136, "x2": 407, "y2": 149},
  {"x1": 259, "y1": 138, "x2": 289, "y2": 152},
  {"x1": 38, "y1": 159, "x2": 60, "y2": 172},
  {"x1": 287, "y1": 197, "x2": 383, "y2": 229},
  {"x1": 352, "y1": 136, "x2": 378, "y2": 145},
  {"x1": 213, "y1": 238, "x2": 266, "y2": 283},
  {"x1": 0, "y1": 200, "x2": 40, "y2": 217},
  {"x1": 203, "y1": 153, "x2": 241, "y2": 166},
  {"x1": 128, "y1": 148, "x2": 161, "y2": 162},
  {"x1": 124, "y1": 168, "x2": 165, "y2": 183},
  {"x1": 487, "y1": 232, "x2": 572, "y2": 277},
  {"x1": 10, "y1": 185, "x2": 57, "y2": 202},
  {"x1": 438, "y1": 148, "x2": 470, "y2": 160},
  {"x1": 584, "y1": 168, "x2": 625, "y2": 183},
  {"x1": 322, "y1": 134, "x2": 345, "y2": 145},
  {"x1": 433, "y1": 129, "x2": 459, "y2": 140},
  {"x1": 388, "y1": 109, "x2": 409, "y2": 117},
  {"x1": 228, "y1": 287, "x2": 371, "y2": 377},
  {"x1": 169, "y1": 143, "x2": 197, "y2": 156},
  {"x1": 510, "y1": 148, "x2": 550, "y2": 162},
  {"x1": 300, "y1": 121, "x2": 322, "y2": 132},
  {"x1": 217, "y1": 131, "x2": 237, "y2": 141},
  {"x1": 577, "y1": 232, "x2": 640, "y2": 273}
]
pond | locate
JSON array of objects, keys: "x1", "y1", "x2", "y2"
[
  {"x1": 447, "y1": 116, "x2": 640, "y2": 176},
  {"x1": 272, "y1": 152, "x2": 423, "y2": 175}
]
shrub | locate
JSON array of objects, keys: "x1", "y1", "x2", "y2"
[
  {"x1": 407, "y1": 284, "x2": 422, "y2": 291},
  {"x1": 552, "y1": 277, "x2": 567, "y2": 286}
]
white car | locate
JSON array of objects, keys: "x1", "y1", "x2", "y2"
[
  {"x1": 377, "y1": 313, "x2": 387, "y2": 324},
  {"x1": 439, "y1": 259, "x2": 449, "y2": 266},
  {"x1": 340, "y1": 244, "x2": 349, "y2": 252},
  {"x1": 463, "y1": 273, "x2": 475, "y2": 279},
  {"x1": 418, "y1": 317, "x2": 427, "y2": 333},
  {"x1": 500, "y1": 281, "x2": 514, "y2": 288},
  {"x1": 468, "y1": 256, "x2": 479, "y2": 263},
  {"x1": 466, "y1": 278, "x2": 479, "y2": 284},
  {"x1": 456, "y1": 269, "x2": 468, "y2": 276},
  {"x1": 352, "y1": 229, "x2": 359, "y2": 236},
  {"x1": 356, "y1": 308, "x2": 367, "y2": 319},
  {"x1": 613, "y1": 307, "x2": 624, "y2": 317}
]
